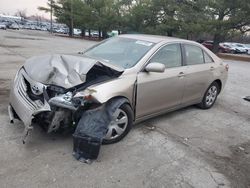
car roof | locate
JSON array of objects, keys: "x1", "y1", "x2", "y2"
[{"x1": 118, "y1": 34, "x2": 192, "y2": 44}]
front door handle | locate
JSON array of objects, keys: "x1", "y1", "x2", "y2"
[{"x1": 178, "y1": 72, "x2": 185, "y2": 78}]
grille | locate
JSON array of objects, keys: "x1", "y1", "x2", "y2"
[{"x1": 16, "y1": 74, "x2": 39, "y2": 111}]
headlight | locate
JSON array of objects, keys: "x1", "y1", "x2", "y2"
[
  {"x1": 49, "y1": 92, "x2": 76, "y2": 110},
  {"x1": 73, "y1": 88, "x2": 97, "y2": 101}
]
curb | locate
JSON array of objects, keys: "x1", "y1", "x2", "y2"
[{"x1": 217, "y1": 53, "x2": 250, "y2": 62}]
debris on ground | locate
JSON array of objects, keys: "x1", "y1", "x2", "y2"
[
  {"x1": 243, "y1": 96, "x2": 250, "y2": 102},
  {"x1": 72, "y1": 98, "x2": 127, "y2": 163}
]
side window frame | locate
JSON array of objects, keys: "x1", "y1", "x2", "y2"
[
  {"x1": 182, "y1": 43, "x2": 206, "y2": 66},
  {"x1": 148, "y1": 43, "x2": 184, "y2": 68},
  {"x1": 202, "y1": 50, "x2": 214, "y2": 64}
]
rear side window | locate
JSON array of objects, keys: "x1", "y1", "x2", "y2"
[
  {"x1": 203, "y1": 51, "x2": 214, "y2": 63},
  {"x1": 150, "y1": 43, "x2": 182, "y2": 68},
  {"x1": 184, "y1": 44, "x2": 204, "y2": 65}
]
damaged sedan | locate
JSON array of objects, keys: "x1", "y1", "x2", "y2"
[{"x1": 8, "y1": 34, "x2": 228, "y2": 145}]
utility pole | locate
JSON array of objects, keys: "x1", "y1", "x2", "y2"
[{"x1": 50, "y1": 0, "x2": 53, "y2": 33}]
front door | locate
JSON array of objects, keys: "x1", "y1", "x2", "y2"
[{"x1": 136, "y1": 43, "x2": 186, "y2": 118}]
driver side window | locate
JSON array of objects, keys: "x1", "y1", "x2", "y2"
[{"x1": 150, "y1": 43, "x2": 182, "y2": 68}]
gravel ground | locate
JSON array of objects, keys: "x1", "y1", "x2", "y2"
[{"x1": 0, "y1": 29, "x2": 250, "y2": 188}]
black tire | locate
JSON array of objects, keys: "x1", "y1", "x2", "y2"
[
  {"x1": 102, "y1": 103, "x2": 133, "y2": 144},
  {"x1": 198, "y1": 82, "x2": 219, "y2": 109}
]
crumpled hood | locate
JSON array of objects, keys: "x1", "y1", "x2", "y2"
[{"x1": 23, "y1": 54, "x2": 123, "y2": 88}]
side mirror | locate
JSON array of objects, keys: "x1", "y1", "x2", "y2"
[{"x1": 145, "y1": 62, "x2": 165, "y2": 73}]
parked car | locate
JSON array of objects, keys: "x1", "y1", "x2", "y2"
[
  {"x1": 201, "y1": 41, "x2": 214, "y2": 50},
  {"x1": 0, "y1": 21, "x2": 12, "y2": 29},
  {"x1": 73, "y1": 28, "x2": 82, "y2": 35},
  {"x1": 91, "y1": 31, "x2": 100, "y2": 37},
  {"x1": 8, "y1": 35, "x2": 228, "y2": 144},
  {"x1": 40, "y1": 27, "x2": 48, "y2": 31},
  {"x1": 0, "y1": 23, "x2": 7, "y2": 30},
  {"x1": 23, "y1": 25, "x2": 31, "y2": 30},
  {"x1": 219, "y1": 43, "x2": 236, "y2": 53},
  {"x1": 30, "y1": 25, "x2": 36, "y2": 30},
  {"x1": 202, "y1": 41, "x2": 230, "y2": 53},
  {"x1": 235, "y1": 43, "x2": 250, "y2": 55},
  {"x1": 244, "y1": 44, "x2": 250, "y2": 55},
  {"x1": 228, "y1": 43, "x2": 248, "y2": 54},
  {"x1": 9, "y1": 23, "x2": 19, "y2": 30},
  {"x1": 55, "y1": 28, "x2": 68, "y2": 34}
]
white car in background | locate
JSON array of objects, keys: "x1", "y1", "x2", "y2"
[
  {"x1": 242, "y1": 44, "x2": 250, "y2": 55},
  {"x1": 229, "y1": 43, "x2": 248, "y2": 54},
  {"x1": 73, "y1": 28, "x2": 82, "y2": 36},
  {"x1": 0, "y1": 23, "x2": 7, "y2": 30},
  {"x1": 9, "y1": 23, "x2": 19, "y2": 30}
]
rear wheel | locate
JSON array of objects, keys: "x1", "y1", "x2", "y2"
[
  {"x1": 198, "y1": 82, "x2": 219, "y2": 109},
  {"x1": 230, "y1": 50, "x2": 236, "y2": 54},
  {"x1": 103, "y1": 103, "x2": 133, "y2": 144}
]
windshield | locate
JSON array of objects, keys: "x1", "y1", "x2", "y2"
[
  {"x1": 236, "y1": 44, "x2": 244, "y2": 47},
  {"x1": 84, "y1": 37, "x2": 155, "y2": 69}
]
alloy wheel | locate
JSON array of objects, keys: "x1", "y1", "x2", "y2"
[
  {"x1": 104, "y1": 108, "x2": 128, "y2": 140},
  {"x1": 205, "y1": 85, "x2": 217, "y2": 106}
]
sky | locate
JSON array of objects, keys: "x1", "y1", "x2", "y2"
[{"x1": 0, "y1": 0, "x2": 50, "y2": 18}]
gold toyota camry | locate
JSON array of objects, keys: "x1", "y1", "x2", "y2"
[{"x1": 8, "y1": 34, "x2": 228, "y2": 144}]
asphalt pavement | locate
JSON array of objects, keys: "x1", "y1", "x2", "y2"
[{"x1": 0, "y1": 29, "x2": 250, "y2": 188}]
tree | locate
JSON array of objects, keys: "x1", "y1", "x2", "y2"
[
  {"x1": 50, "y1": 0, "x2": 79, "y2": 36},
  {"x1": 38, "y1": 0, "x2": 57, "y2": 33},
  {"x1": 37, "y1": 0, "x2": 250, "y2": 49},
  {"x1": 15, "y1": 9, "x2": 28, "y2": 19},
  {"x1": 182, "y1": 0, "x2": 250, "y2": 52},
  {"x1": 86, "y1": 0, "x2": 122, "y2": 38}
]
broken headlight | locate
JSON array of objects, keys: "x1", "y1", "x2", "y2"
[
  {"x1": 49, "y1": 92, "x2": 77, "y2": 110},
  {"x1": 48, "y1": 89, "x2": 98, "y2": 111},
  {"x1": 73, "y1": 89, "x2": 97, "y2": 101},
  {"x1": 72, "y1": 88, "x2": 98, "y2": 106}
]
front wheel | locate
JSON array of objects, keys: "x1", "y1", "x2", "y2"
[
  {"x1": 198, "y1": 82, "x2": 219, "y2": 109},
  {"x1": 102, "y1": 103, "x2": 133, "y2": 144}
]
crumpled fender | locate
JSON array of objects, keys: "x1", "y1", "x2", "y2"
[{"x1": 87, "y1": 74, "x2": 137, "y2": 105}]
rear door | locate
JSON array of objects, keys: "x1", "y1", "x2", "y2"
[
  {"x1": 181, "y1": 44, "x2": 215, "y2": 104},
  {"x1": 136, "y1": 43, "x2": 187, "y2": 118}
]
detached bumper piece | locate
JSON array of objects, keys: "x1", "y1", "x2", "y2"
[
  {"x1": 243, "y1": 96, "x2": 250, "y2": 102},
  {"x1": 72, "y1": 98, "x2": 127, "y2": 163},
  {"x1": 72, "y1": 134, "x2": 101, "y2": 164}
]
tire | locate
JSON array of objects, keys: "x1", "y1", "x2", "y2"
[
  {"x1": 102, "y1": 103, "x2": 133, "y2": 144},
  {"x1": 198, "y1": 82, "x2": 219, "y2": 109},
  {"x1": 230, "y1": 50, "x2": 236, "y2": 54}
]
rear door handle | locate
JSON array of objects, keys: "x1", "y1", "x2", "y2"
[
  {"x1": 178, "y1": 72, "x2": 185, "y2": 77},
  {"x1": 210, "y1": 66, "x2": 215, "y2": 71}
]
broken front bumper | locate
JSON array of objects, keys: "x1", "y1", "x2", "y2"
[{"x1": 9, "y1": 68, "x2": 51, "y2": 141}]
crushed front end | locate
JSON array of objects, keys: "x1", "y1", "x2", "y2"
[
  {"x1": 9, "y1": 68, "x2": 75, "y2": 143},
  {"x1": 8, "y1": 55, "x2": 123, "y2": 143}
]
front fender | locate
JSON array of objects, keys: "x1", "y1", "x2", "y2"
[{"x1": 88, "y1": 74, "x2": 137, "y2": 105}]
